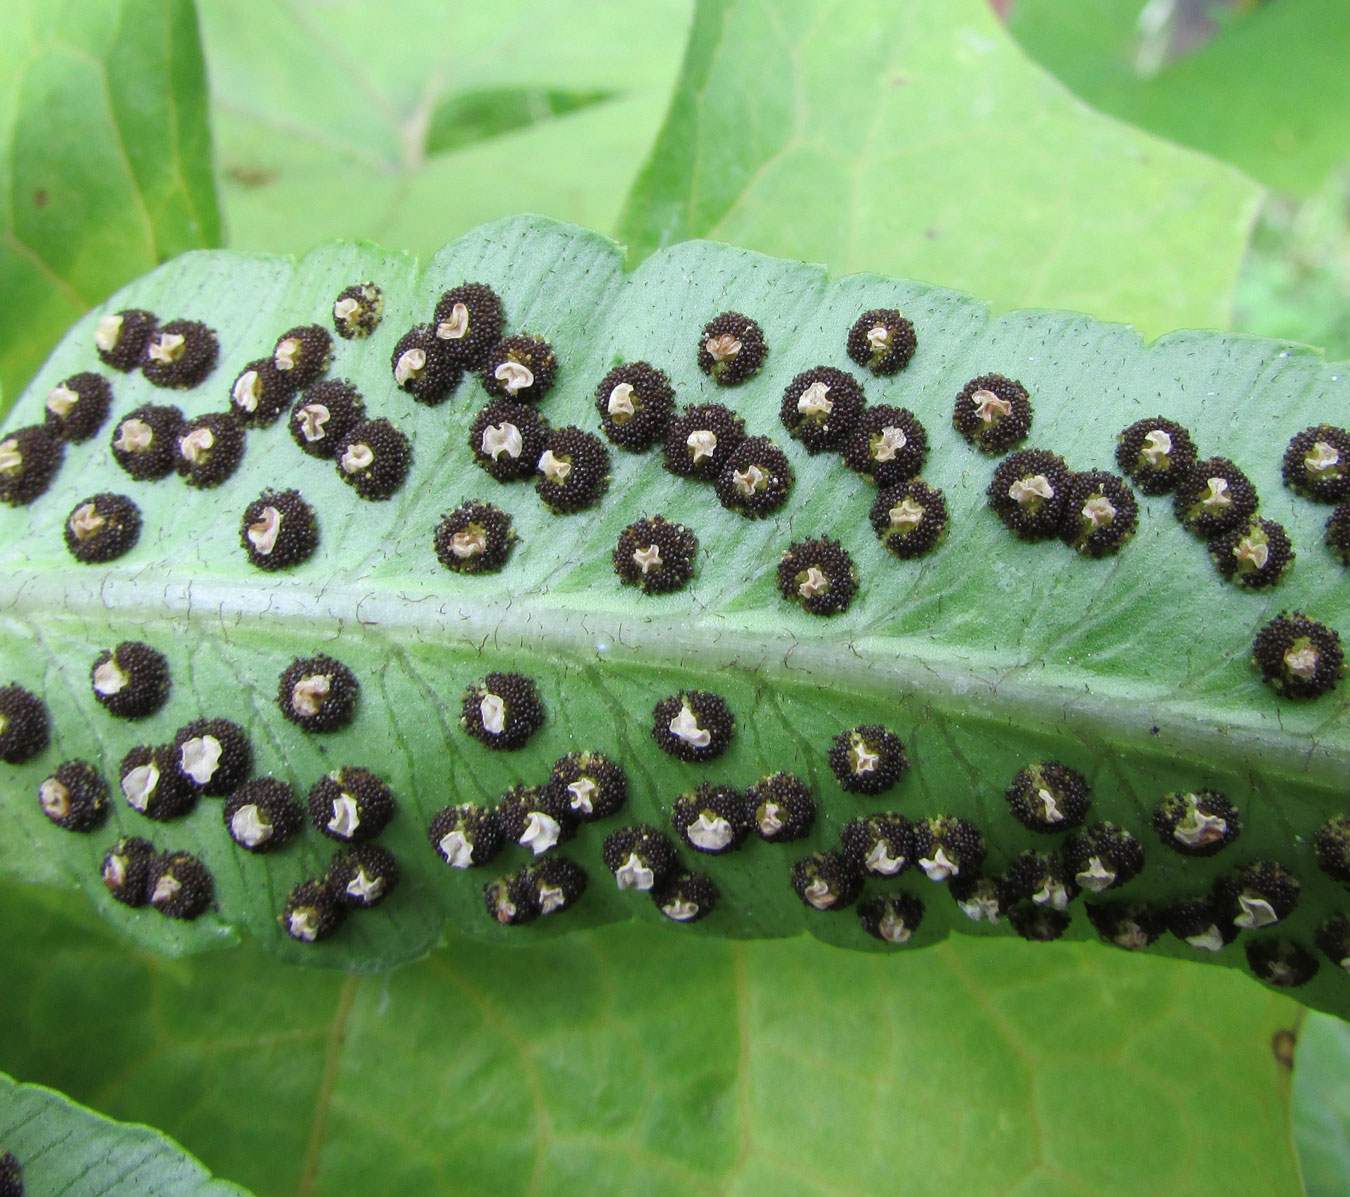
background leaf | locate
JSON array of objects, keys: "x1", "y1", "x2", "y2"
[
  {"x1": 0, "y1": 1062, "x2": 251, "y2": 1195},
  {"x1": 1008, "y1": 0, "x2": 1350, "y2": 198},
  {"x1": 1294, "y1": 1011, "x2": 1350, "y2": 1196},
  {"x1": 0, "y1": 876, "x2": 1303, "y2": 1195},
  {"x1": 0, "y1": 0, "x2": 220, "y2": 407},
  {"x1": 197, "y1": 0, "x2": 690, "y2": 258},
  {"x1": 617, "y1": 0, "x2": 1261, "y2": 337}
]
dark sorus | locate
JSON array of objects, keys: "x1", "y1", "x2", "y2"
[
  {"x1": 38, "y1": 760, "x2": 108, "y2": 832},
  {"x1": 469, "y1": 399, "x2": 550, "y2": 482},
  {"x1": 546, "y1": 751, "x2": 627, "y2": 822},
  {"x1": 1062, "y1": 823, "x2": 1143, "y2": 894},
  {"x1": 1245, "y1": 938, "x2": 1319, "y2": 989},
  {"x1": 746, "y1": 772, "x2": 816, "y2": 842},
  {"x1": 1152, "y1": 790, "x2": 1241, "y2": 857},
  {"x1": 1282, "y1": 424, "x2": 1350, "y2": 503},
  {"x1": 332, "y1": 281, "x2": 384, "y2": 340},
  {"x1": 1213, "y1": 860, "x2": 1301, "y2": 930},
  {"x1": 119, "y1": 745, "x2": 196, "y2": 821},
  {"x1": 791, "y1": 850, "x2": 862, "y2": 912},
  {"x1": 1209, "y1": 517, "x2": 1294, "y2": 589},
  {"x1": 429, "y1": 803, "x2": 505, "y2": 868},
  {"x1": 521, "y1": 855, "x2": 587, "y2": 916},
  {"x1": 461, "y1": 672, "x2": 544, "y2": 751},
  {"x1": 283, "y1": 880, "x2": 344, "y2": 943},
  {"x1": 602, "y1": 824, "x2": 678, "y2": 892},
  {"x1": 91, "y1": 641, "x2": 169, "y2": 719},
  {"x1": 484, "y1": 871, "x2": 540, "y2": 926},
  {"x1": 0, "y1": 684, "x2": 47, "y2": 764},
  {"x1": 536, "y1": 426, "x2": 609, "y2": 513},
  {"x1": 912, "y1": 815, "x2": 985, "y2": 882},
  {"x1": 1252, "y1": 610, "x2": 1344, "y2": 699},
  {"x1": 335, "y1": 418, "x2": 411, "y2": 501},
  {"x1": 697, "y1": 311, "x2": 767, "y2": 385},
  {"x1": 651, "y1": 689, "x2": 734, "y2": 763},
  {"x1": 672, "y1": 783, "x2": 750, "y2": 854},
  {"x1": 1001, "y1": 849, "x2": 1078, "y2": 911},
  {"x1": 846, "y1": 308, "x2": 916, "y2": 376},
  {"x1": 43, "y1": 371, "x2": 111, "y2": 441},
  {"x1": 277, "y1": 655, "x2": 358, "y2": 733},
  {"x1": 858, "y1": 892, "x2": 925, "y2": 944},
  {"x1": 309, "y1": 766, "x2": 395, "y2": 843},
  {"x1": 64, "y1": 493, "x2": 141, "y2": 563},
  {"x1": 433, "y1": 282, "x2": 505, "y2": 368},
  {"x1": 102, "y1": 836, "x2": 156, "y2": 907},
  {"x1": 434, "y1": 501, "x2": 515, "y2": 574},
  {"x1": 272, "y1": 324, "x2": 332, "y2": 389},
  {"x1": 0, "y1": 426, "x2": 62, "y2": 506},
  {"x1": 171, "y1": 717, "x2": 251, "y2": 797},
  {"x1": 828, "y1": 725, "x2": 908, "y2": 795},
  {"x1": 663, "y1": 403, "x2": 746, "y2": 480},
  {"x1": 1009, "y1": 903, "x2": 1071, "y2": 942},
  {"x1": 289, "y1": 380, "x2": 365, "y2": 458},
  {"x1": 111, "y1": 403, "x2": 183, "y2": 480},
  {"x1": 147, "y1": 850, "x2": 213, "y2": 920},
  {"x1": 715, "y1": 436, "x2": 793, "y2": 518},
  {"x1": 95, "y1": 307, "x2": 157, "y2": 371},
  {"x1": 229, "y1": 358, "x2": 293, "y2": 428},
  {"x1": 175, "y1": 412, "x2": 244, "y2": 488},
  {"x1": 1005, "y1": 760, "x2": 1090, "y2": 833},
  {"x1": 1058, "y1": 470, "x2": 1138, "y2": 557},
  {"x1": 1085, "y1": 901, "x2": 1167, "y2": 951},
  {"x1": 869, "y1": 479, "x2": 948, "y2": 559},
  {"x1": 950, "y1": 875, "x2": 1009, "y2": 925},
  {"x1": 776, "y1": 537, "x2": 858, "y2": 616},
  {"x1": 1315, "y1": 913, "x2": 1350, "y2": 971},
  {"x1": 1327, "y1": 502, "x2": 1350, "y2": 565},
  {"x1": 779, "y1": 366, "x2": 865, "y2": 454},
  {"x1": 1168, "y1": 896, "x2": 1238, "y2": 952},
  {"x1": 327, "y1": 843, "x2": 399, "y2": 909},
  {"x1": 223, "y1": 778, "x2": 303, "y2": 853},
  {"x1": 1173, "y1": 457, "x2": 1258, "y2": 538},
  {"x1": 613, "y1": 515, "x2": 698, "y2": 594},
  {"x1": 953, "y1": 374, "x2": 1032, "y2": 454},
  {"x1": 652, "y1": 871, "x2": 718, "y2": 923},
  {"x1": 595, "y1": 362, "x2": 675, "y2": 452},
  {"x1": 987, "y1": 449, "x2": 1070, "y2": 540},
  {"x1": 241, "y1": 490, "x2": 319, "y2": 571},
  {"x1": 141, "y1": 319, "x2": 218, "y2": 389},
  {"x1": 841, "y1": 813, "x2": 913, "y2": 878},
  {"x1": 1314, "y1": 815, "x2": 1350, "y2": 884},
  {"x1": 1115, "y1": 417, "x2": 1197, "y2": 494},
  {"x1": 482, "y1": 334, "x2": 557, "y2": 403},
  {"x1": 841, "y1": 405, "x2": 928, "y2": 488},
  {"x1": 391, "y1": 324, "x2": 460, "y2": 405},
  {"x1": 496, "y1": 783, "x2": 573, "y2": 856}
]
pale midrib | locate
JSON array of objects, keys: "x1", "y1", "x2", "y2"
[{"x1": 6, "y1": 568, "x2": 1345, "y2": 793}]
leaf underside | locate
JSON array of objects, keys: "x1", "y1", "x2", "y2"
[
  {"x1": 0, "y1": 215, "x2": 1347, "y2": 1017},
  {"x1": 0, "y1": 1070, "x2": 250, "y2": 1196}
]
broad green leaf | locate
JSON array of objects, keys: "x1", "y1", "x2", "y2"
[
  {"x1": 0, "y1": 0, "x2": 220, "y2": 408},
  {"x1": 1, "y1": 215, "x2": 1348, "y2": 1023},
  {"x1": 0, "y1": 1066, "x2": 251, "y2": 1196},
  {"x1": 1294, "y1": 1011, "x2": 1350, "y2": 1195},
  {"x1": 198, "y1": 0, "x2": 690, "y2": 258},
  {"x1": 0, "y1": 877, "x2": 1304, "y2": 1196},
  {"x1": 617, "y1": 0, "x2": 1261, "y2": 338},
  {"x1": 1009, "y1": 0, "x2": 1350, "y2": 198}
]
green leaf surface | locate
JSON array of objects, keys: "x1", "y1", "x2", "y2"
[
  {"x1": 0, "y1": 877, "x2": 1303, "y2": 1196},
  {"x1": 1009, "y1": 0, "x2": 1350, "y2": 198},
  {"x1": 198, "y1": 0, "x2": 690, "y2": 258},
  {"x1": 1294, "y1": 1011, "x2": 1350, "y2": 1195},
  {"x1": 0, "y1": 0, "x2": 220, "y2": 407},
  {"x1": 617, "y1": 0, "x2": 1261, "y2": 338},
  {"x1": 1, "y1": 215, "x2": 1348, "y2": 1022},
  {"x1": 0, "y1": 1064, "x2": 250, "y2": 1196}
]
